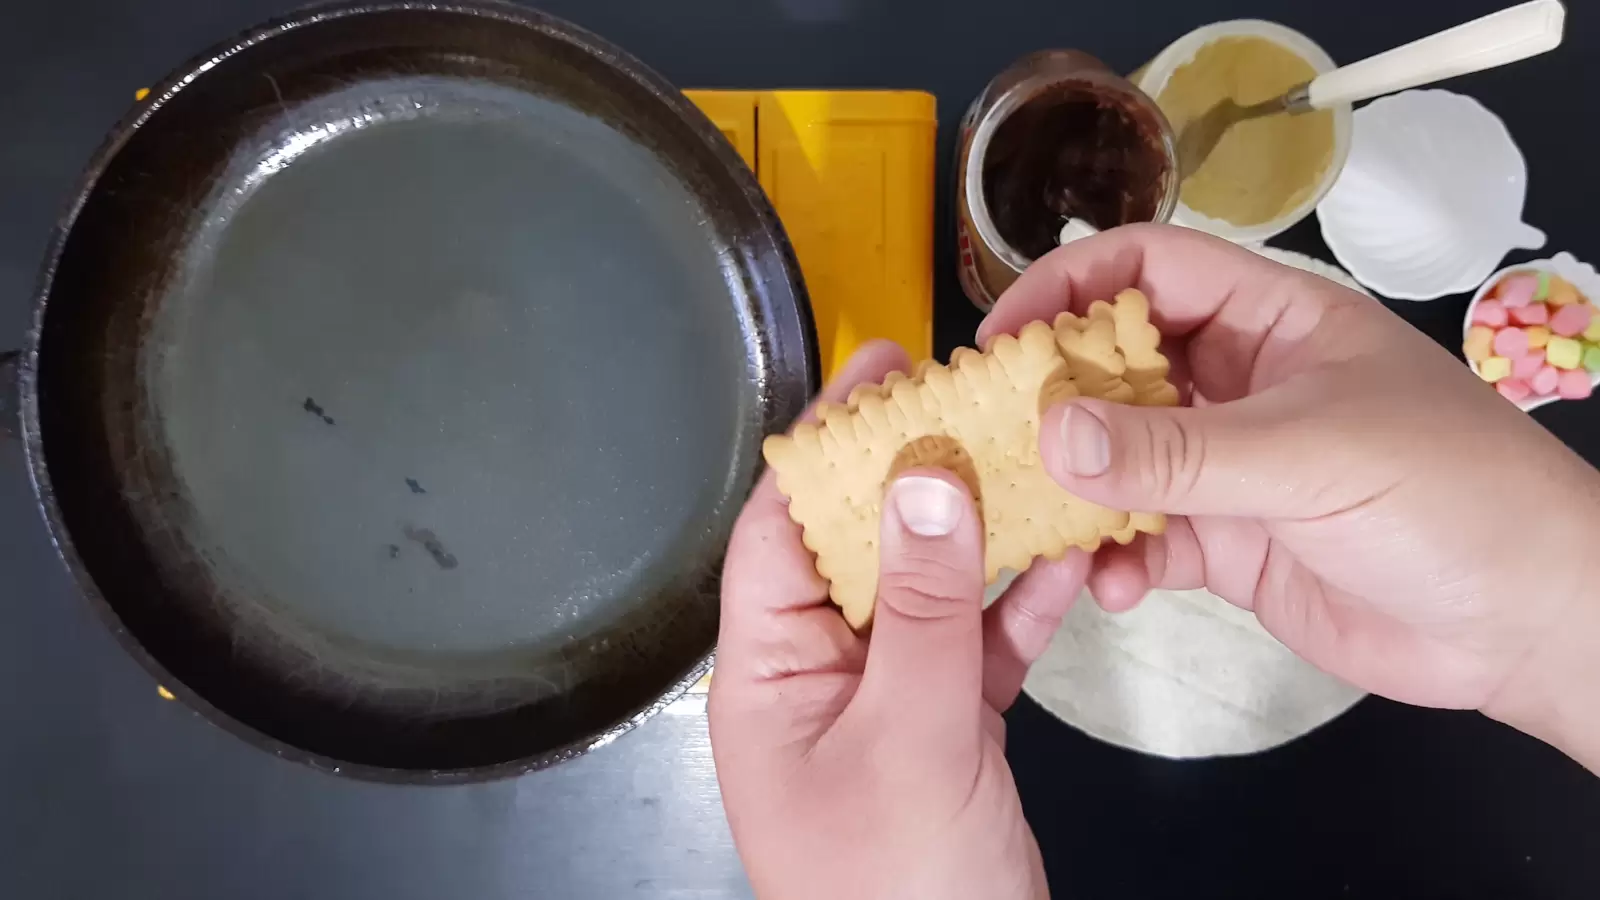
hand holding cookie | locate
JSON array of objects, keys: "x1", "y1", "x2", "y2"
[
  {"x1": 711, "y1": 343, "x2": 1089, "y2": 900},
  {"x1": 982, "y1": 224, "x2": 1600, "y2": 771}
]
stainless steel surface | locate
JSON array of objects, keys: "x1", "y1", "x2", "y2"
[{"x1": 1283, "y1": 81, "x2": 1314, "y2": 113}]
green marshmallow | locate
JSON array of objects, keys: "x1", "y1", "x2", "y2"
[
  {"x1": 1585, "y1": 345, "x2": 1600, "y2": 374},
  {"x1": 1535, "y1": 270, "x2": 1552, "y2": 302}
]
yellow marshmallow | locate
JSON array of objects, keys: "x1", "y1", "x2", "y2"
[
  {"x1": 1582, "y1": 316, "x2": 1600, "y2": 343},
  {"x1": 1547, "y1": 336, "x2": 1583, "y2": 370},
  {"x1": 1479, "y1": 356, "x2": 1512, "y2": 382}
]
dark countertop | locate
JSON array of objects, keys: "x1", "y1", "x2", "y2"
[{"x1": 2, "y1": 1, "x2": 1598, "y2": 898}]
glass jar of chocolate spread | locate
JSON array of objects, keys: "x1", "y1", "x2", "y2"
[{"x1": 956, "y1": 50, "x2": 1179, "y2": 311}]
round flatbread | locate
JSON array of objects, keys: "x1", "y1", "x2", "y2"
[{"x1": 999, "y1": 578, "x2": 1366, "y2": 759}]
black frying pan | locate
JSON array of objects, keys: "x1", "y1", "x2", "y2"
[{"x1": 2, "y1": 1, "x2": 815, "y2": 782}]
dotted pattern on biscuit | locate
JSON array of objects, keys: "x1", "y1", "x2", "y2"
[{"x1": 763, "y1": 289, "x2": 1178, "y2": 628}]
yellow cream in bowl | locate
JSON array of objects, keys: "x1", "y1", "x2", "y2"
[{"x1": 1157, "y1": 36, "x2": 1334, "y2": 227}]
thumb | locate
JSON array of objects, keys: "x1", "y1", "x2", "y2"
[
  {"x1": 1041, "y1": 397, "x2": 1320, "y2": 519},
  {"x1": 856, "y1": 469, "x2": 987, "y2": 742}
]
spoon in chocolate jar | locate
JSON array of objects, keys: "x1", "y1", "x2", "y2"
[{"x1": 1177, "y1": 0, "x2": 1565, "y2": 180}]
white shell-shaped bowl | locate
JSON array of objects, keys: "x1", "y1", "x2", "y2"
[{"x1": 1318, "y1": 90, "x2": 1545, "y2": 301}]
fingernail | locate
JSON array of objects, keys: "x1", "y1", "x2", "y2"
[
  {"x1": 889, "y1": 476, "x2": 964, "y2": 537},
  {"x1": 1060, "y1": 405, "x2": 1111, "y2": 477}
]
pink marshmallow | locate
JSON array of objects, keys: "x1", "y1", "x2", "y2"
[
  {"x1": 1513, "y1": 352, "x2": 1546, "y2": 380},
  {"x1": 1472, "y1": 299, "x2": 1509, "y2": 328},
  {"x1": 1493, "y1": 327, "x2": 1529, "y2": 359},
  {"x1": 1496, "y1": 273, "x2": 1538, "y2": 308},
  {"x1": 1549, "y1": 303, "x2": 1594, "y2": 337},
  {"x1": 1509, "y1": 303, "x2": 1550, "y2": 326},
  {"x1": 1532, "y1": 365, "x2": 1561, "y2": 396},
  {"x1": 1496, "y1": 379, "x2": 1532, "y2": 403},
  {"x1": 1558, "y1": 370, "x2": 1594, "y2": 400}
]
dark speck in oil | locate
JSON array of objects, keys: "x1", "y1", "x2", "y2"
[
  {"x1": 302, "y1": 396, "x2": 336, "y2": 425},
  {"x1": 405, "y1": 478, "x2": 426, "y2": 494},
  {"x1": 403, "y1": 524, "x2": 458, "y2": 570}
]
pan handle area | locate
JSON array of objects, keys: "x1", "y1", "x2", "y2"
[{"x1": 1, "y1": 350, "x2": 18, "y2": 441}]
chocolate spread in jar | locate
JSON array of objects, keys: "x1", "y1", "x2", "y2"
[{"x1": 983, "y1": 81, "x2": 1171, "y2": 262}]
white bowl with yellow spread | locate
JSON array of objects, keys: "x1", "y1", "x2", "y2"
[{"x1": 1135, "y1": 20, "x2": 1353, "y2": 244}]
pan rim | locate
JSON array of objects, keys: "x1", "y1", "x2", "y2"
[{"x1": 19, "y1": 0, "x2": 817, "y2": 784}]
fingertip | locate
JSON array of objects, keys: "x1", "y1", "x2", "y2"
[
  {"x1": 876, "y1": 468, "x2": 985, "y2": 620},
  {"x1": 884, "y1": 469, "x2": 974, "y2": 540},
  {"x1": 823, "y1": 340, "x2": 912, "y2": 393},
  {"x1": 850, "y1": 338, "x2": 914, "y2": 371},
  {"x1": 1040, "y1": 400, "x2": 1115, "y2": 488},
  {"x1": 801, "y1": 342, "x2": 913, "y2": 425},
  {"x1": 885, "y1": 465, "x2": 978, "y2": 512},
  {"x1": 1088, "y1": 549, "x2": 1149, "y2": 613},
  {"x1": 975, "y1": 315, "x2": 1003, "y2": 350},
  {"x1": 1054, "y1": 545, "x2": 1096, "y2": 582},
  {"x1": 838, "y1": 339, "x2": 915, "y2": 377}
]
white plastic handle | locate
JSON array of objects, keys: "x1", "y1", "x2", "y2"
[
  {"x1": 1057, "y1": 218, "x2": 1099, "y2": 247},
  {"x1": 1307, "y1": 0, "x2": 1566, "y2": 109}
]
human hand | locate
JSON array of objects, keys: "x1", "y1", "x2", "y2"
[
  {"x1": 979, "y1": 224, "x2": 1600, "y2": 768},
  {"x1": 710, "y1": 342, "x2": 1091, "y2": 900}
]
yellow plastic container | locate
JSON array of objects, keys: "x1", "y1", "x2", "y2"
[{"x1": 686, "y1": 90, "x2": 936, "y2": 381}]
